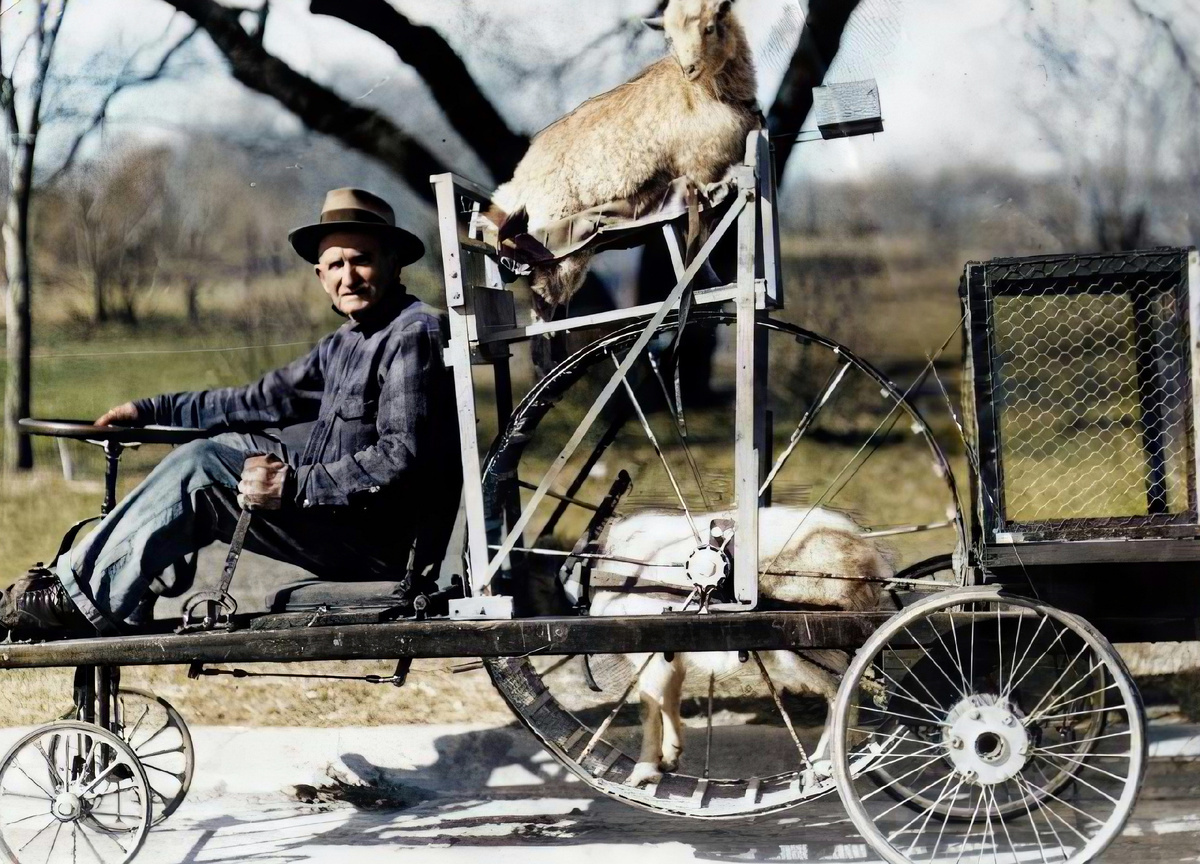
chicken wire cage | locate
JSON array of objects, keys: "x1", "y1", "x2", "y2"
[{"x1": 963, "y1": 247, "x2": 1200, "y2": 548}]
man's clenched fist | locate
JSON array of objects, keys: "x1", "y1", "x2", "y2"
[{"x1": 238, "y1": 454, "x2": 289, "y2": 510}]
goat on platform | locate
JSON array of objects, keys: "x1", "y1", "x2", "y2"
[
  {"x1": 490, "y1": 0, "x2": 761, "y2": 322},
  {"x1": 589, "y1": 506, "x2": 891, "y2": 787}
]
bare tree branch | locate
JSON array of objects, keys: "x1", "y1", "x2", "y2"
[
  {"x1": 766, "y1": 0, "x2": 863, "y2": 178},
  {"x1": 308, "y1": 0, "x2": 527, "y2": 180},
  {"x1": 163, "y1": 0, "x2": 450, "y2": 203},
  {"x1": 44, "y1": 25, "x2": 200, "y2": 186},
  {"x1": 1124, "y1": 0, "x2": 1200, "y2": 92}
]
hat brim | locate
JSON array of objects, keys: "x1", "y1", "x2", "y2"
[{"x1": 288, "y1": 221, "x2": 425, "y2": 267}]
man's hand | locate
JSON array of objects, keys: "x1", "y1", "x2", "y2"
[
  {"x1": 94, "y1": 402, "x2": 140, "y2": 427},
  {"x1": 238, "y1": 454, "x2": 289, "y2": 511}
]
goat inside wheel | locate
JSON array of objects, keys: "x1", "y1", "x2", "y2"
[{"x1": 483, "y1": 311, "x2": 964, "y2": 817}]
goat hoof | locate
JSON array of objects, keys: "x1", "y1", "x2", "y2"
[
  {"x1": 628, "y1": 761, "x2": 663, "y2": 787},
  {"x1": 659, "y1": 756, "x2": 679, "y2": 773}
]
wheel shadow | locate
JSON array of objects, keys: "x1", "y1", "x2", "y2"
[{"x1": 162, "y1": 721, "x2": 887, "y2": 863}]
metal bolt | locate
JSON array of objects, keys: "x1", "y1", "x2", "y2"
[
  {"x1": 1019, "y1": 744, "x2": 1029, "y2": 756},
  {"x1": 969, "y1": 710, "x2": 981, "y2": 721},
  {"x1": 950, "y1": 737, "x2": 964, "y2": 750},
  {"x1": 963, "y1": 770, "x2": 977, "y2": 782},
  {"x1": 1003, "y1": 715, "x2": 1015, "y2": 727}
]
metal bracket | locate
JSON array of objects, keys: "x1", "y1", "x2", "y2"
[{"x1": 449, "y1": 596, "x2": 515, "y2": 620}]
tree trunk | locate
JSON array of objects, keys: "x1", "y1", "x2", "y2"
[
  {"x1": 3, "y1": 137, "x2": 35, "y2": 471},
  {"x1": 93, "y1": 269, "x2": 107, "y2": 323},
  {"x1": 185, "y1": 275, "x2": 200, "y2": 323}
]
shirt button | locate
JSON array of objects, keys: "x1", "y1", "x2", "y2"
[{"x1": 369, "y1": 486, "x2": 381, "y2": 493}]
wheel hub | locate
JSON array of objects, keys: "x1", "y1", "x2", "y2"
[
  {"x1": 685, "y1": 546, "x2": 729, "y2": 589},
  {"x1": 943, "y1": 695, "x2": 1029, "y2": 784},
  {"x1": 52, "y1": 792, "x2": 82, "y2": 822}
]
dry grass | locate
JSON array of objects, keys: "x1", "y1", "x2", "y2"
[{"x1": 0, "y1": 661, "x2": 514, "y2": 728}]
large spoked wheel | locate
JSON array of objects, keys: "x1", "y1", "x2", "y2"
[
  {"x1": 831, "y1": 587, "x2": 1146, "y2": 864},
  {"x1": 57, "y1": 688, "x2": 194, "y2": 826},
  {"x1": 483, "y1": 312, "x2": 965, "y2": 817},
  {"x1": 0, "y1": 721, "x2": 152, "y2": 864}
]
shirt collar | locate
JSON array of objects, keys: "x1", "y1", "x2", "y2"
[{"x1": 349, "y1": 286, "x2": 415, "y2": 335}]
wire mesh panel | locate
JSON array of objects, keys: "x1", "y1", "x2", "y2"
[{"x1": 964, "y1": 248, "x2": 1198, "y2": 542}]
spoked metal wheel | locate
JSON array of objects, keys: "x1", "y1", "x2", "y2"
[
  {"x1": 0, "y1": 721, "x2": 152, "y2": 864},
  {"x1": 58, "y1": 688, "x2": 194, "y2": 826},
  {"x1": 483, "y1": 312, "x2": 965, "y2": 817},
  {"x1": 831, "y1": 587, "x2": 1146, "y2": 864}
]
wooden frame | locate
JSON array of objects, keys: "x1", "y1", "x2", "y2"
[{"x1": 431, "y1": 131, "x2": 782, "y2": 615}]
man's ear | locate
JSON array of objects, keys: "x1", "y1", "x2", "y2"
[{"x1": 642, "y1": 15, "x2": 665, "y2": 30}]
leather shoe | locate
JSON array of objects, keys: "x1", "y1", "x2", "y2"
[{"x1": 0, "y1": 568, "x2": 92, "y2": 637}]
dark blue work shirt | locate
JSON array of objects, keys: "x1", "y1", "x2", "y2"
[{"x1": 134, "y1": 289, "x2": 462, "y2": 573}]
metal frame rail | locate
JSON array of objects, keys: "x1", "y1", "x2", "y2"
[
  {"x1": 432, "y1": 131, "x2": 783, "y2": 615},
  {"x1": 0, "y1": 611, "x2": 888, "y2": 669}
]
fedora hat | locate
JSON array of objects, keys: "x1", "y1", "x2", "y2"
[{"x1": 288, "y1": 188, "x2": 425, "y2": 267}]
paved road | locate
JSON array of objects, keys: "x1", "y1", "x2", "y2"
[{"x1": 3, "y1": 723, "x2": 1196, "y2": 863}]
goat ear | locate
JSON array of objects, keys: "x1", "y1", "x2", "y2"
[
  {"x1": 642, "y1": 15, "x2": 666, "y2": 30},
  {"x1": 716, "y1": 0, "x2": 733, "y2": 17}
]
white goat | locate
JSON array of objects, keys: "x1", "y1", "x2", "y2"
[
  {"x1": 490, "y1": 0, "x2": 761, "y2": 320},
  {"x1": 589, "y1": 506, "x2": 891, "y2": 787}
]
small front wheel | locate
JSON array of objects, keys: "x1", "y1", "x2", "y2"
[
  {"x1": 831, "y1": 587, "x2": 1146, "y2": 864},
  {"x1": 0, "y1": 720, "x2": 152, "y2": 864}
]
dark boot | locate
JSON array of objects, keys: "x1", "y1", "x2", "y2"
[{"x1": 0, "y1": 568, "x2": 92, "y2": 637}]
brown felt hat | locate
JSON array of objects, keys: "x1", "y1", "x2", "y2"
[{"x1": 288, "y1": 188, "x2": 425, "y2": 266}]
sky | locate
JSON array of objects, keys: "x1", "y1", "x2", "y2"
[{"x1": 5, "y1": 0, "x2": 1196, "y2": 191}]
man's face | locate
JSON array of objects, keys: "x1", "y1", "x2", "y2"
[{"x1": 315, "y1": 232, "x2": 399, "y2": 318}]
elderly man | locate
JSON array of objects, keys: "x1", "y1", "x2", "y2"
[{"x1": 0, "y1": 188, "x2": 461, "y2": 637}]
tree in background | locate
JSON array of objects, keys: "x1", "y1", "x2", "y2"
[
  {"x1": 2, "y1": 0, "x2": 68, "y2": 471},
  {"x1": 1024, "y1": 0, "x2": 1200, "y2": 251}
]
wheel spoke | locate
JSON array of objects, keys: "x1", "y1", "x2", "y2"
[
  {"x1": 1016, "y1": 769, "x2": 1107, "y2": 830},
  {"x1": 1032, "y1": 754, "x2": 1120, "y2": 804},
  {"x1": 861, "y1": 753, "x2": 945, "y2": 801},
  {"x1": 1030, "y1": 679, "x2": 1121, "y2": 725},
  {"x1": 758, "y1": 360, "x2": 850, "y2": 498},
  {"x1": 989, "y1": 784, "x2": 1021, "y2": 864},
  {"x1": 17, "y1": 814, "x2": 58, "y2": 852},
  {"x1": 1002, "y1": 614, "x2": 1050, "y2": 699},
  {"x1": 703, "y1": 672, "x2": 715, "y2": 779},
  {"x1": 751, "y1": 652, "x2": 811, "y2": 769},
  {"x1": 1024, "y1": 644, "x2": 1093, "y2": 721},
  {"x1": 1005, "y1": 621, "x2": 1072, "y2": 699},
  {"x1": 928, "y1": 774, "x2": 968, "y2": 861},
  {"x1": 609, "y1": 352, "x2": 700, "y2": 542},
  {"x1": 880, "y1": 766, "x2": 955, "y2": 828},
  {"x1": 886, "y1": 637, "x2": 953, "y2": 720},
  {"x1": 950, "y1": 783, "x2": 984, "y2": 864},
  {"x1": 13, "y1": 761, "x2": 57, "y2": 801},
  {"x1": 1036, "y1": 731, "x2": 1130, "y2": 751},
  {"x1": 871, "y1": 657, "x2": 947, "y2": 726},
  {"x1": 578, "y1": 653, "x2": 656, "y2": 764},
  {"x1": 121, "y1": 704, "x2": 151, "y2": 750},
  {"x1": 901, "y1": 770, "x2": 959, "y2": 855},
  {"x1": 1034, "y1": 748, "x2": 1129, "y2": 783},
  {"x1": 646, "y1": 353, "x2": 712, "y2": 511},
  {"x1": 860, "y1": 703, "x2": 951, "y2": 729}
]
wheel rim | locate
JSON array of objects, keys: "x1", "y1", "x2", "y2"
[
  {"x1": 113, "y1": 689, "x2": 194, "y2": 825},
  {"x1": 0, "y1": 721, "x2": 152, "y2": 864},
  {"x1": 483, "y1": 312, "x2": 966, "y2": 817},
  {"x1": 832, "y1": 587, "x2": 1146, "y2": 864}
]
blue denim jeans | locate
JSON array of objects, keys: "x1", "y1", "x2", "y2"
[{"x1": 55, "y1": 432, "x2": 409, "y2": 633}]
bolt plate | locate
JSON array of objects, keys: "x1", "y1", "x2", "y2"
[{"x1": 943, "y1": 696, "x2": 1029, "y2": 785}]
